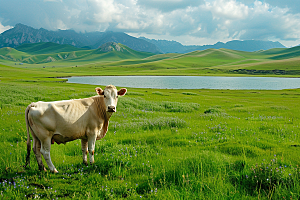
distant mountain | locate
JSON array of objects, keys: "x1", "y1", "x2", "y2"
[
  {"x1": 139, "y1": 37, "x2": 185, "y2": 54},
  {"x1": 0, "y1": 24, "x2": 162, "y2": 54},
  {"x1": 95, "y1": 42, "x2": 124, "y2": 52},
  {"x1": 140, "y1": 37, "x2": 286, "y2": 53},
  {"x1": 196, "y1": 40, "x2": 286, "y2": 52},
  {"x1": 92, "y1": 32, "x2": 162, "y2": 53},
  {"x1": 0, "y1": 23, "x2": 88, "y2": 48},
  {"x1": 0, "y1": 23, "x2": 286, "y2": 55}
]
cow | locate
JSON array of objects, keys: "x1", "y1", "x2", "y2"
[{"x1": 24, "y1": 85, "x2": 127, "y2": 173}]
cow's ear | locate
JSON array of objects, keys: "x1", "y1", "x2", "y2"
[
  {"x1": 95, "y1": 87, "x2": 104, "y2": 95},
  {"x1": 118, "y1": 88, "x2": 127, "y2": 96}
]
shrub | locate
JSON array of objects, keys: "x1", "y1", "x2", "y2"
[
  {"x1": 182, "y1": 92, "x2": 198, "y2": 95},
  {"x1": 152, "y1": 91, "x2": 168, "y2": 96},
  {"x1": 204, "y1": 107, "x2": 227, "y2": 116},
  {"x1": 112, "y1": 117, "x2": 187, "y2": 132},
  {"x1": 119, "y1": 97, "x2": 200, "y2": 113},
  {"x1": 204, "y1": 108, "x2": 222, "y2": 114},
  {"x1": 234, "y1": 156, "x2": 300, "y2": 195}
]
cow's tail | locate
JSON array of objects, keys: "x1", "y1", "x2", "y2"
[{"x1": 25, "y1": 103, "x2": 34, "y2": 168}]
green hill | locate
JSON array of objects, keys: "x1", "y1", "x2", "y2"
[
  {"x1": 0, "y1": 42, "x2": 154, "y2": 64},
  {"x1": 0, "y1": 42, "x2": 300, "y2": 76},
  {"x1": 269, "y1": 46, "x2": 300, "y2": 60},
  {"x1": 60, "y1": 43, "x2": 154, "y2": 63},
  {"x1": 21, "y1": 50, "x2": 94, "y2": 64},
  {"x1": 15, "y1": 42, "x2": 85, "y2": 54},
  {"x1": 88, "y1": 46, "x2": 300, "y2": 76},
  {"x1": 176, "y1": 48, "x2": 246, "y2": 59},
  {"x1": 151, "y1": 48, "x2": 250, "y2": 70},
  {"x1": 91, "y1": 43, "x2": 154, "y2": 60},
  {"x1": 0, "y1": 47, "x2": 30, "y2": 61}
]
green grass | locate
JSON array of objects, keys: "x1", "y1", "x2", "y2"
[{"x1": 0, "y1": 63, "x2": 300, "y2": 199}]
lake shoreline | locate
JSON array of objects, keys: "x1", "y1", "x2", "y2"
[{"x1": 64, "y1": 76, "x2": 300, "y2": 90}]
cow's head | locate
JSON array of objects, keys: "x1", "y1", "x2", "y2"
[{"x1": 95, "y1": 85, "x2": 127, "y2": 113}]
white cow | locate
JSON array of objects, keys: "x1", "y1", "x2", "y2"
[{"x1": 25, "y1": 85, "x2": 127, "y2": 173}]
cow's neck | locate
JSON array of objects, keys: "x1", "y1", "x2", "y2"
[{"x1": 93, "y1": 96, "x2": 113, "y2": 122}]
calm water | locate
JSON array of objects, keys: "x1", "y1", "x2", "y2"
[{"x1": 65, "y1": 76, "x2": 300, "y2": 90}]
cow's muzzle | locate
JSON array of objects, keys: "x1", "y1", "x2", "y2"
[{"x1": 107, "y1": 106, "x2": 116, "y2": 112}]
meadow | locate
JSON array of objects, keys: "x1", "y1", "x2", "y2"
[{"x1": 0, "y1": 43, "x2": 300, "y2": 199}]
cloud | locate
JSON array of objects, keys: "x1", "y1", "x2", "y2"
[
  {"x1": 0, "y1": 0, "x2": 68, "y2": 30},
  {"x1": 0, "y1": 22, "x2": 12, "y2": 34},
  {"x1": 207, "y1": 0, "x2": 249, "y2": 20},
  {"x1": 137, "y1": 0, "x2": 204, "y2": 12},
  {"x1": 228, "y1": 1, "x2": 300, "y2": 41},
  {"x1": 0, "y1": 0, "x2": 299, "y2": 46},
  {"x1": 197, "y1": 0, "x2": 300, "y2": 45},
  {"x1": 264, "y1": 0, "x2": 300, "y2": 14}
]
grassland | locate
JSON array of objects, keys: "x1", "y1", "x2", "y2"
[
  {"x1": 0, "y1": 43, "x2": 300, "y2": 199},
  {"x1": 0, "y1": 61, "x2": 300, "y2": 199}
]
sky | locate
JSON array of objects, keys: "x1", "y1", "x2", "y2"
[{"x1": 0, "y1": 0, "x2": 299, "y2": 47}]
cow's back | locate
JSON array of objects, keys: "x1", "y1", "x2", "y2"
[{"x1": 28, "y1": 97, "x2": 100, "y2": 141}]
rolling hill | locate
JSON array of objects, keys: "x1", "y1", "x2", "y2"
[
  {"x1": 16, "y1": 42, "x2": 86, "y2": 54},
  {"x1": 0, "y1": 42, "x2": 154, "y2": 64},
  {"x1": 0, "y1": 47, "x2": 30, "y2": 61},
  {"x1": 269, "y1": 46, "x2": 300, "y2": 60},
  {"x1": 0, "y1": 41, "x2": 299, "y2": 76}
]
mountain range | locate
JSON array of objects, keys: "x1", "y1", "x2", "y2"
[
  {"x1": 0, "y1": 24, "x2": 161, "y2": 54},
  {"x1": 0, "y1": 23, "x2": 287, "y2": 54},
  {"x1": 140, "y1": 37, "x2": 286, "y2": 53}
]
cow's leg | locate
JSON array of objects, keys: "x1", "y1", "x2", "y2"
[
  {"x1": 40, "y1": 138, "x2": 58, "y2": 173},
  {"x1": 81, "y1": 139, "x2": 88, "y2": 165},
  {"x1": 32, "y1": 137, "x2": 46, "y2": 172},
  {"x1": 88, "y1": 135, "x2": 97, "y2": 164}
]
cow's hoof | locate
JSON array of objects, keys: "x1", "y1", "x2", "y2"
[
  {"x1": 43, "y1": 167, "x2": 47, "y2": 172},
  {"x1": 83, "y1": 161, "x2": 88, "y2": 166},
  {"x1": 53, "y1": 169, "x2": 59, "y2": 173}
]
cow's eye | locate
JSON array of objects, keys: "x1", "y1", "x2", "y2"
[
  {"x1": 116, "y1": 96, "x2": 118, "y2": 98},
  {"x1": 104, "y1": 95, "x2": 106, "y2": 98}
]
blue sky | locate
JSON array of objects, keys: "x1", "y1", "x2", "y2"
[{"x1": 0, "y1": 0, "x2": 299, "y2": 47}]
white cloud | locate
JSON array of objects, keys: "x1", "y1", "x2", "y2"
[
  {"x1": 92, "y1": 0, "x2": 123, "y2": 23},
  {"x1": 56, "y1": 20, "x2": 68, "y2": 30},
  {"x1": 0, "y1": 22, "x2": 12, "y2": 34},
  {"x1": 43, "y1": 0, "x2": 62, "y2": 2},
  {"x1": 252, "y1": 0, "x2": 269, "y2": 13},
  {"x1": 237, "y1": 1, "x2": 300, "y2": 41},
  {"x1": 137, "y1": 0, "x2": 204, "y2": 12},
  {"x1": 0, "y1": 0, "x2": 300, "y2": 46},
  {"x1": 207, "y1": 0, "x2": 249, "y2": 20}
]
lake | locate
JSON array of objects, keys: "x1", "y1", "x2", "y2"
[{"x1": 65, "y1": 76, "x2": 300, "y2": 90}]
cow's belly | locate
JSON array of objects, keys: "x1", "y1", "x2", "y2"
[
  {"x1": 52, "y1": 133, "x2": 83, "y2": 144},
  {"x1": 52, "y1": 123, "x2": 88, "y2": 141},
  {"x1": 52, "y1": 120, "x2": 104, "y2": 144}
]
